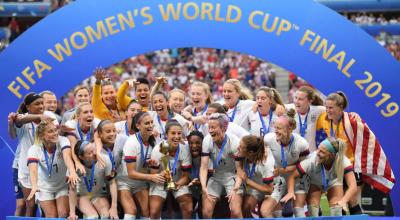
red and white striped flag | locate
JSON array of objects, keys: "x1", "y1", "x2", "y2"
[{"x1": 343, "y1": 112, "x2": 395, "y2": 193}]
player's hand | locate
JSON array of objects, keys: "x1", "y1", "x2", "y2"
[
  {"x1": 93, "y1": 67, "x2": 106, "y2": 81},
  {"x1": 150, "y1": 173, "x2": 165, "y2": 185},
  {"x1": 109, "y1": 206, "x2": 119, "y2": 219},
  {"x1": 202, "y1": 187, "x2": 216, "y2": 203},
  {"x1": 280, "y1": 192, "x2": 296, "y2": 203},
  {"x1": 188, "y1": 178, "x2": 200, "y2": 186},
  {"x1": 27, "y1": 185, "x2": 39, "y2": 201},
  {"x1": 75, "y1": 161, "x2": 87, "y2": 175},
  {"x1": 67, "y1": 171, "x2": 80, "y2": 186},
  {"x1": 226, "y1": 187, "x2": 239, "y2": 203}
]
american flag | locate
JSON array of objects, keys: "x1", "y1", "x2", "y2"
[{"x1": 342, "y1": 112, "x2": 395, "y2": 193}]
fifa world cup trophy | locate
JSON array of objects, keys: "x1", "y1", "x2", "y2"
[{"x1": 159, "y1": 141, "x2": 177, "y2": 191}]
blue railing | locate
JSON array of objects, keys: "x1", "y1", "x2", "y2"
[
  {"x1": 316, "y1": 0, "x2": 400, "y2": 11},
  {"x1": 0, "y1": 2, "x2": 51, "y2": 17}
]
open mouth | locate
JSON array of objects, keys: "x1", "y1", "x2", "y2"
[
  {"x1": 86, "y1": 118, "x2": 93, "y2": 123},
  {"x1": 156, "y1": 106, "x2": 164, "y2": 112},
  {"x1": 140, "y1": 95, "x2": 147, "y2": 100}
]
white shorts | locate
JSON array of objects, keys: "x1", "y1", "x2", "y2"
[
  {"x1": 269, "y1": 175, "x2": 309, "y2": 203},
  {"x1": 149, "y1": 183, "x2": 191, "y2": 199},
  {"x1": 117, "y1": 179, "x2": 148, "y2": 194},
  {"x1": 18, "y1": 176, "x2": 31, "y2": 189},
  {"x1": 207, "y1": 176, "x2": 243, "y2": 198},
  {"x1": 36, "y1": 187, "x2": 69, "y2": 201},
  {"x1": 246, "y1": 188, "x2": 266, "y2": 202}
]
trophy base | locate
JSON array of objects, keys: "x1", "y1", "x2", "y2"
[{"x1": 164, "y1": 181, "x2": 177, "y2": 191}]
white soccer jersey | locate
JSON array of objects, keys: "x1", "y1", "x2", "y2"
[
  {"x1": 192, "y1": 105, "x2": 209, "y2": 134},
  {"x1": 244, "y1": 148, "x2": 275, "y2": 186},
  {"x1": 27, "y1": 136, "x2": 70, "y2": 192},
  {"x1": 247, "y1": 110, "x2": 278, "y2": 137},
  {"x1": 75, "y1": 153, "x2": 114, "y2": 196},
  {"x1": 264, "y1": 133, "x2": 310, "y2": 171},
  {"x1": 61, "y1": 107, "x2": 76, "y2": 125},
  {"x1": 118, "y1": 133, "x2": 154, "y2": 186},
  {"x1": 152, "y1": 112, "x2": 190, "y2": 141},
  {"x1": 65, "y1": 118, "x2": 101, "y2": 142},
  {"x1": 150, "y1": 143, "x2": 192, "y2": 182},
  {"x1": 226, "y1": 99, "x2": 254, "y2": 130},
  {"x1": 297, "y1": 152, "x2": 353, "y2": 189},
  {"x1": 115, "y1": 120, "x2": 136, "y2": 137},
  {"x1": 16, "y1": 111, "x2": 58, "y2": 179},
  {"x1": 200, "y1": 122, "x2": 250, "y2": 139},
  {"x1": 202, "y1": 133, "x2": 241, "y2": 180},
  {"x1": 285, "y1": 104, "x2": 325, "y2": 152}
]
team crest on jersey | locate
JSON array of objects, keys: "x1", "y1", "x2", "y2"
[
  {"x1": 311, "y1": 115, "x2": 317, "y2": 122},
  {"x1": 290, "y1": 151, "x2": 298, "y2": 157}
]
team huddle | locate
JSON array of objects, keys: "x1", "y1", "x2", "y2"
[{"x1": 7, "y1": 68, "x2": 395, "y2": 219}]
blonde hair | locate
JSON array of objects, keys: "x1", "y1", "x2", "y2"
[
  {"x1": 190, "y1": 81, "x2": 213, "y2": 104},
  {"x1": 327, "y1": 137, "x2": 347, "y2": 182},
  {"x1": 72, "y1": 102, "x2": 92, "y2": 120},
  {"x1": 73, "y1": 85, "x2": 90, "y2": 97},
  {"x1": 224, "y1": 79, "x2": 253, "y2": 100},
  {"x1": 34, "y1": 118, "x2": 56, "y2": 145},
  {"x1": 256, "y1": 86, "x2": 276, "y2": 110},
  {"x1": 168, "y1": 89, "x2": 185, "y2": 100}
]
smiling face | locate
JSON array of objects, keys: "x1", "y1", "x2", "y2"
[
  {"x1": 166, "y1": 125, "x2": 182, "y2": 148},
  {"x1": 191, "y1": 85, "x2": 207, "y2": 109},
  {"x1": 294, "y1": 91, "x2": 311, "y2": 114},
  {"x1": 152, "y1": 94, "x2": 169, "y2": 117},
  {"x1": 42, "y1": 123, "x2": 59, "y2": 146},
  {"x1": 126, "y1": 102, "x2": 142, "y2": 119},
  {"x1": 223, "y1": 83, "x2": 240, "y2": 108},
  {"x1": 274, "y1": 117, "x2": 291, "y2": 143},
  {"x1": 325, "y1": 100, "x2": 343, "y2": 121},
  {"x1": 75, "y1": 88, "x2": 90, "y2": 105},
  {"x1": 136, "y1": 114, "x2": 154, "y2": 136},
  {"x1": 101, "y1": 85, "x2": 117, "y2": 107},
  {"x1": 208, "y1": 119, "x2": 226, "y2": 143},
  {"x1": 135, "y1": 83, "x2": 150, "y2": 106},
  {"x1": 77, "y1": 104, "x2": 94, "y2": 129},
  {"x1": 256, "y1": 90, "x2": 272, "y2": 113},
  {"x1": 188, "y1": 135, "x2": 202, "y2": 158},
  {"x1": 27, "y1": 98, "x2": 45, "y2": 114},
  {"x1": 99, "y1": 123, "x2": 116, "y2": 145},
  {"x1": 317, "y1": 143, "x2": 335, "y2": 164},
  {"x1": 169, "y1": 91, "x2": 185, "y2": 113},
  {"x1": 42, "y1": 93, "x2": 58, "y2": 113},
  {"x1": 80, "y1": 143, "x2": 96, "y2": 163}
]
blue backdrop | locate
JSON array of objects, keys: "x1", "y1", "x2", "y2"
[{"x1": 0, "y1": 0, "x2": 399, "y2": 216}]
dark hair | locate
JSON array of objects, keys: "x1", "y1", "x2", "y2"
[
  {"x1": 136, "y1": 77, "x2": 150, "y2": 87},
  {"x1": 187, "y1": 130, "x2": 204, "y2": 141},
  {"x1": 326, "y1": 91, "x2": 348, "y2": 110},
  {"x1": 242, "y1": 135, "x2": 265, "y2": 164},
  {"x1": 165, "y1": 119, "x2": 182, "y2": 134},
  {"x1": 152, "y1": 91, "x2": 174, "y2": 118},
  {"x1": 74, "y1": 140, "x2": 88, "y2": 164},
  {"x1": 209, "y1": 102, "x2": 228, "y2": 114},
  {"x1": 18, "y1": 92, "x2": 42, "y2": 114},
  {"x1": 297, "y1": 86, "x2": 324, "y2": 106},
  {"x1": 132, "y1": 112, "x2": 156, "y2": 147},
  {"x1": 97, "y1": 120, "x2": 113, "y2": 133}
]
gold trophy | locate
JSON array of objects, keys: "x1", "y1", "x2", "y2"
[{"x1": 160, "y1": 141, "x2": 177, "y2": 191}]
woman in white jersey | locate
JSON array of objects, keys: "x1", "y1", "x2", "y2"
[
  {"x1": 263, "y1": 109, "x2": 310, "y2": 217},
  {"x1": 247, "y1": 87, "x2": 279, "y2": 137},
  {"x1": 14, "y1": 93, "x2": 66, "y2": 216},
  {"x1": 26, "y1": 118, "x2": 71, "y2": 217},
  {"x1": 168, "y1": 89, "x2": 186, "y2": 114},
  {"x1": 118, "y1": 112, "x2": 160, "y2": 219},
  {"x1": 114, "y1": 100, "x2": 142, "y2": 136},
  {"x1": 223, "y1": 79, "x2": 254, "y2": 130},
  {"x1": 286, "y1": 86, "x2": 325, "y2": 152},
  {"x1": 149, "y1": 120, "x2": 193, "y2": 219},
  {"x1": 202, "y1": 103, "x2": 249, "y2": 139},
  {"x1": 281, "y1": 137, "x2": 357, "y2": 216},
  {"x1": 238, "y1": 135, "x2": 275, "y2": 218},
  {"x1": 200, "y1": 113, "x2": 244, "y2": 218},
  {"x1": 181, "y1": 81, "x2": 213, "y2": 133},
  {"x1": 151, "y1": 92, "x2": 189, "y2": 141},
  {"x1": 68, "y1": 140, "x2": 118, "y2": 219},
  {"x1": 65, "y1": 102, "x2": 101, "y2": 175}
]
